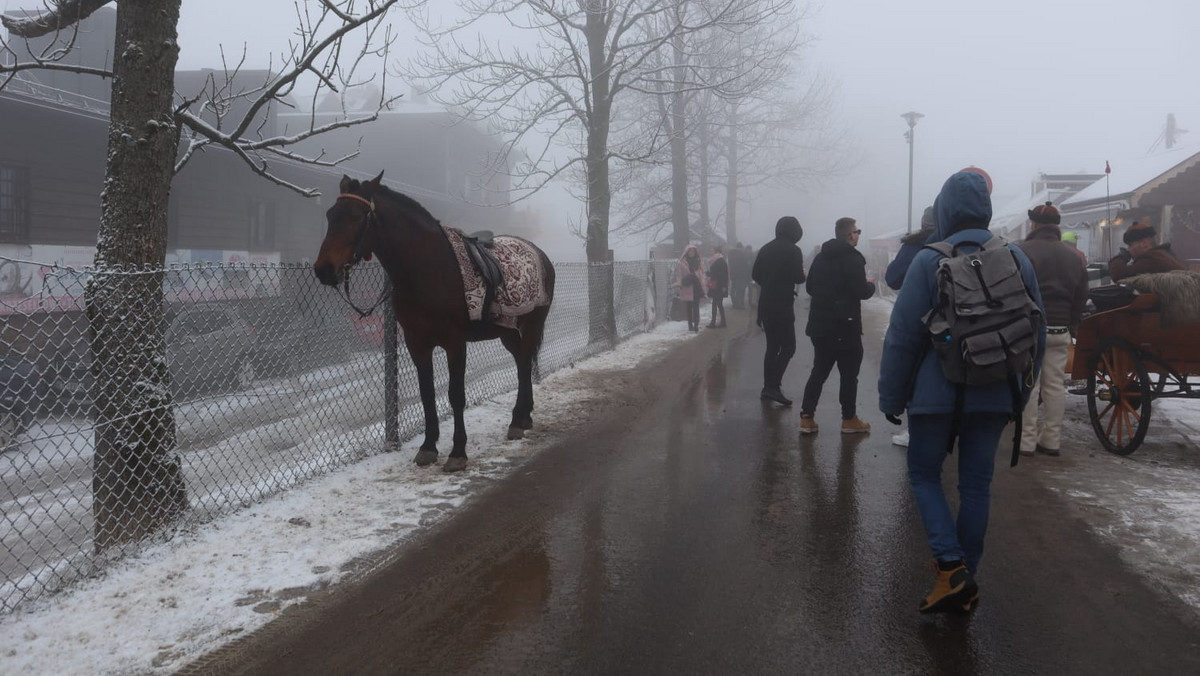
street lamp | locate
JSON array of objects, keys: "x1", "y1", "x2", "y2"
[{"x1": 901, "y1": 111, "x2": 924, "y2": 234}]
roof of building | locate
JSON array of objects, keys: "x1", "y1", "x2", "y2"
[{"x1": 1062, "y1": 144, "x2": 1200, "y2": 207}]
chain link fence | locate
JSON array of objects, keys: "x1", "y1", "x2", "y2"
[{"x1": 0, "y1": 255, "x2": 679, "y2": 613}]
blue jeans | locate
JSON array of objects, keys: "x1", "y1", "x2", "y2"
[{"x1": 907, "y1": 413, "x2": 1009, "y2": 573}]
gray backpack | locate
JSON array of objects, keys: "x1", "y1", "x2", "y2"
[{"x1": 923, "y1": 236, "x2": 1042, "y2": 465}]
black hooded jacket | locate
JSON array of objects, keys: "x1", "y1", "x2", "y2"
[
  {"x1": 805, "y1": 237, "x2": 876, "y2": 339},
  {"x1": 751, "y1": 220, "x2": 806, "y2": 324}
]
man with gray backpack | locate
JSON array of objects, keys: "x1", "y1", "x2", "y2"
[{"x1": 879, "y1": 169, "x2": 1046, "y2": 614}]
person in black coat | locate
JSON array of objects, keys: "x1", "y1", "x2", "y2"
[
  {"x1": 706, "y1": 246, "x2": 729, "y2": 328},
  {"x1": 727, "y1": 243, "x2": 750, "y2": 309},
  {"x1": 799, "y1": 217, "x2": 877, "y2": 433},
  {"x1": 751, "y1": 216, "x2": 807, "y2": 405}
]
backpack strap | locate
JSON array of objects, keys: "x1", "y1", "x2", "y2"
[
  {"x1": 923, "y1": 242, "x2": 955, "y2": 258},
  {"x1": 946, "y1": 384, "x2": 965, "y2": 456},
  {"x1": 1008, "y1": 373, "x2": 1023, "y2": 467}
]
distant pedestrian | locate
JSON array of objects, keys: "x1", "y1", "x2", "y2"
[
  {"x1": 751, "y1": 217, "x2": 806, "y2": 406},
  {"x1": 1017, "y1": 202, "x2": 1089, "y2": 457},
  {"x1": 1060, "y1": 230, "x2": 1088, "y2": 266},
  {"x1": 880, "y1": 169, "x2": 1046, "y2": 614},
  {"x1": 798, "y1": 217, "x2": 876, "y2": 434},
  {"x1": 744, "y1": 245, "x2": 758, "y2": 308},
  {"x1": 726, "y1": 243, "x2": 747, "y2": 309},
  {"x1": 885, "y1": 206, "x2": 935, "y2": 292},
  {"x1": 675, "y1": 245, "x2": 707, "y2": 333},
  {"x1": 707, "y1": 246, "x2": 729, "y2": 328},
  {"x1": 884, "y1": 205, "x2": 936, "y2": 449}
]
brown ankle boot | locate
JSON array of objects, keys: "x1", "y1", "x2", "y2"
[
  {"x1": 919, "y1": 560, "x2": 978, "y2": 613},
  {"x1": 799, "y1": 414, "x2": 818, "y2": 435},
  {"x1": 841, "y1": 416, "x2": 871, "y2": 434}
]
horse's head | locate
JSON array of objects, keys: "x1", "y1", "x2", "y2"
[{"x1": 314, "y1": 171, "x2": 385, "y2": 287}]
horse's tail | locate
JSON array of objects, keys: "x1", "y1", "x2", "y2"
[{"x1": 531, "y1": 245, "x2": 555, "y2": 371}]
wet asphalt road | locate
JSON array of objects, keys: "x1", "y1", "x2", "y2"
[{"x1": 190, "y1": 302, "x2": 1200, "y2": 675}]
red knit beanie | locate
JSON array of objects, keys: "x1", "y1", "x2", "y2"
[{"x1": 1028, "y1": 201, "x2": 1061, "y2": 226}]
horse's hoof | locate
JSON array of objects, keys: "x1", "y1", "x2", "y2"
[
  {"x1": 519, "y1": 418, "x2": 533, "y2": 430},
  {"x1": 443, "y1": 457, "x2": 468, "y2": 473},
  {"x1": 414, "y1": 449, "x2": 438, "y2": 466},
  {"x1": 507, "y1": 426, "x2": 525, "y2": 440}
]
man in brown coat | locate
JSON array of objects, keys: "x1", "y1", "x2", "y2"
[
  {"x1": 1017, "y1": 202, "x2": 1089, "y2": 456},
  {"x1": 1109, "y1": 220, "x2": 1185, "y2": 281}
]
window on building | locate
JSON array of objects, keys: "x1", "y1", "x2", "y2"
[
  {"x1": 0, "y1": 166, "x2": 31, "y2": 242},
  {"x1": 248, "y1": 200, "x2": 275, "y2": 251}
]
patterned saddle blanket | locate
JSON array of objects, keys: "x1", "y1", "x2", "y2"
[{"x1": 444, "y1": 227, "x2": 550, "y2": 329}]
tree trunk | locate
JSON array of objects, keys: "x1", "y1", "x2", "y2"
[
  {"x1": 89, "y1": 0, "x2": 187, "y2": 552},
  {"x1": 584, "y1": 6, "x2": 615, "y2": 346},
  {"x1": 725, "y1": 100, "x2": 740, "y2": 246},
  {"x1": 670, "y1": 33, "x2": 689, "y2": 256},
  {"x1": 697, "y1": 102, "x2": 711, "y2": 241}
]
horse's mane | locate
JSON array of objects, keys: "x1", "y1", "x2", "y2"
[{"x1": 348, "y1": 178, "x2": 441, "y2": 228}]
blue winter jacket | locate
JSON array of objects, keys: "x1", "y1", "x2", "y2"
[
  {"x1": 879, "y1": 171, "x2": 1046, "y2": 416},
  {"x1": 884, "y1": 241, "x2": 922, "y2": 291}
]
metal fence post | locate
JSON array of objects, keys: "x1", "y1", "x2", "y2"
[{"x1": 382, "y1": 282, "x2": 399, "y2": 451}]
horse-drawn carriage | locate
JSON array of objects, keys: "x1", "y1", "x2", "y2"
[{"x1": 1070, "y1": 291, "x2": 1200, "y2": 455}]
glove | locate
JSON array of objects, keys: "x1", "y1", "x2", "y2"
[{"x1": 885, "y1": 413, "x2": 903, "y2": 426}]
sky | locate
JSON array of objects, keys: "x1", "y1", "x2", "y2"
[
  {"x1": 1, "y1": 302, "x2": 1199, "y2": 675},
  {"x1": 4, "y1": 0, "x2": 1198, "y2": 259},
  {"x1": 747, "y1": 0, "x2": 1200, "y2": 246}
]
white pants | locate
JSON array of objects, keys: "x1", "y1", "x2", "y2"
[{"x1": 1021, "y1": 330, "x2": 1072, "y2": 452}]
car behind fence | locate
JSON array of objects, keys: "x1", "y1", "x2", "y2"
[{"x1": 0, "y1": 258, "x2": 675, "y2": 613}]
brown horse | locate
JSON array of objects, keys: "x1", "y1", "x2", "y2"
[{"x1": 314, "y1": 172, "x2": 555, "y2": 472}]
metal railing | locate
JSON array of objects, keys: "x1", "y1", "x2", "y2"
[{"x1": 0, "y1": 256, "x2": 678, "y2": 612}]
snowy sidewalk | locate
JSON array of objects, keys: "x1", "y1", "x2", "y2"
[{"x1": 0, "y1": 322, "x2": 701, "y2": 675}]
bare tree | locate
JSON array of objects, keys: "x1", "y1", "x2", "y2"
[
  {"x1": 718, "y1": 68, "x2": 853, "y2": 245},
  {"x1": 1, "y1": 0, "x2": 416, "y2": 550},
  {"x1": 609, "y1": 0, "x2": 811, "y2": 249},
  {"x1": 406, "y1": 0, "x2": 777, "y2": 341}
]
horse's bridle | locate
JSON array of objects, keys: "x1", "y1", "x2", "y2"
[{"x1": 335, "y1": 192, "x2": 391, "y2": 318}]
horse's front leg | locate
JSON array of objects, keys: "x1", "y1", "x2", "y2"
[
  {"x1": 409, "y1": 343, "x2": 440, "y2": 467},
  {"x1": 443, "y1": 343, "x2": 468, "y2": 473}
]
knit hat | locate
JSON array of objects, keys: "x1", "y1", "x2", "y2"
[
  {"x1": 1123, "y1": 221, "x2": 1156, "y2": 244},
  {"x1": 920, "y1": 206, "x2": 935, "y2": 229},
  {"x1": 1061, "y1": 231, "x2": 1078, "y2": 244},
  {"x1": 958, "y1": 166, "x2": 993, "y2": 195},
  {"x1": 1028, "y1": 201, "x2": 1061, "y2": 226}
]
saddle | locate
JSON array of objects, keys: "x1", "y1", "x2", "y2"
[{"x1": 462, "y1": 230, "x2": 504, "y2": 324}]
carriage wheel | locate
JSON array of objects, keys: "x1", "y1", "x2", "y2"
[{"x1": 1087, "y1": 339, "x2": 1152, "y2": 455}]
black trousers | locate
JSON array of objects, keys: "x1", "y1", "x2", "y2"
[
  {"x1": 687, "y1": 299, "x2": 700, "y2": 329},
  {"x1": 730, "y1": 279, "x2": 747, "y2": 308},
  {"x1": 709, "y1": 295, "x2": 726, "y2": 325},
  {"x1": 761, "y1": 318, "x2": 796, "y2": 390},
  {"x1": 800, "y1": 334, "x2": 864, "y2": 419}
]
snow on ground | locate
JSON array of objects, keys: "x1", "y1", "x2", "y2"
[
  {"x1": 0, "y1": 322, "x2": 696, "y2": 676},
  {"x1": 4, "y1": 302, "x2": 1200, "y2": 675},
  {"x1": 1044, "y1": 397, "x2": 1200, "y2": 611}
]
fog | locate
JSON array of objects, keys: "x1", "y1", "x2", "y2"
[{"x1": 6, "y1": 0, "x2": 1197, "y2": 262}]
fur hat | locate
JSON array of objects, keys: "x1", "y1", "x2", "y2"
[
  {"x1": 1028, "y1": 201, "x2": 1061, "y2": 226},
  {"x1": 1123, "y1": 221, "x2": 1156, "y2": 245}
]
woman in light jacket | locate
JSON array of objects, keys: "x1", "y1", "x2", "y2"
[{"x1": 675, "y1": 245, "x2": 707, "y2": 332}]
